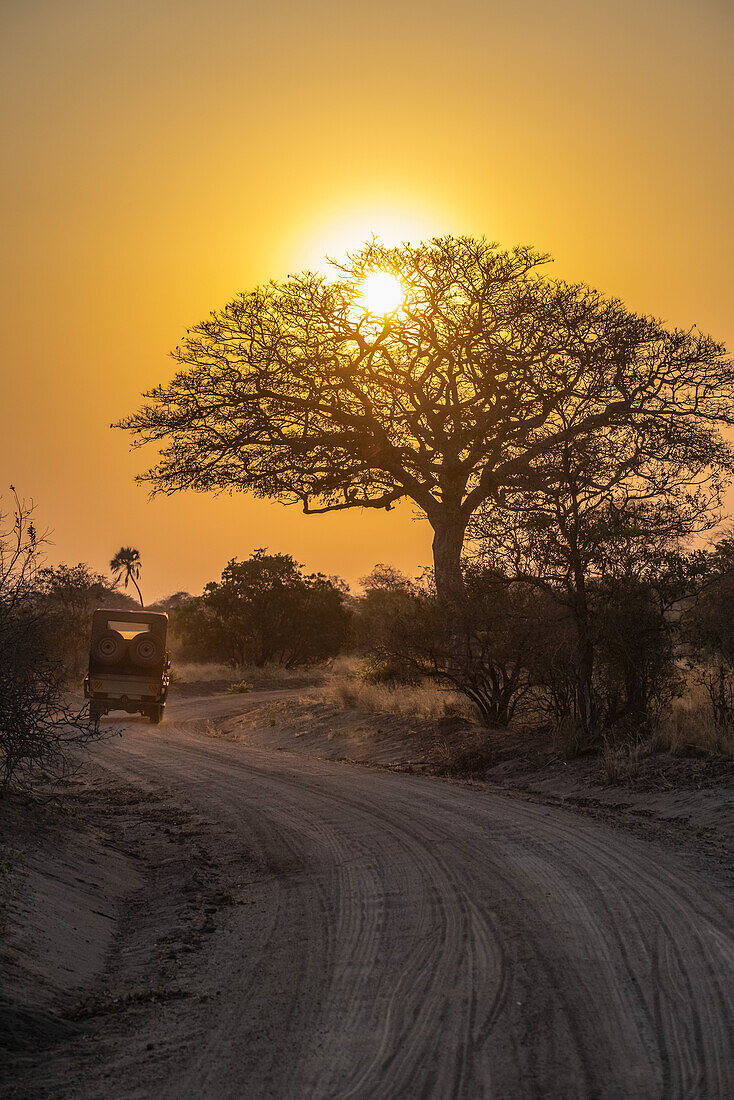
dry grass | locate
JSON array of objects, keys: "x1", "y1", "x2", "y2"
[
  {"x1": 599, "y1": 689, "x2": 734, "y2": 784},
  {"x1": 552, "y1": 718, "x2": 593, "y2": 760},
  {"x1": 170, "y1": 660, "x2": 326, "y2": 690},
  {"x1": 317, "y1": 657, "x2": 477, "y2": 722},
  {"x1": 653, "y1": 694, "x2": 734, "y2": 757},
  {"x1": 600, "y1": 735, "x2": 649, "y2": 784},
  {"x1": 169, "y1": 661, "x2": 234, "y2": 683},
  {"x1": 227, "y1": 679, "x2": 254, "y2": 694},
  {"x1": 431, "y1": 731, "x2": 496, "y2": 776}
]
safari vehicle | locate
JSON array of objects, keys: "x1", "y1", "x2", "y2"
[{"x1": 84, "y1": 609, "x2": 171, "y2": 723}]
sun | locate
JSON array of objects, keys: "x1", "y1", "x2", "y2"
[{"x1": 357, "y1": 271, "x2": 405, "y2": 315}]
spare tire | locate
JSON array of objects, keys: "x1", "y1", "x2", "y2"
[
  {"x1": 94, "y1": 630, "x2": 126, "y2": 666},
  {"x1": 130, "y1": 633, "x2": 161, "y2": 668}
]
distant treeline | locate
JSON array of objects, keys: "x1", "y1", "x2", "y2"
[
  {"x1": 3, "y1": 486, "x2": 734, "y2": 790},
  {"x1": 159, "y1": 536, "x2": 734, "y2": 746}
]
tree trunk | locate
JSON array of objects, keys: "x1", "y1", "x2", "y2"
[
  {"x1": 576, "y1": 634, "x2": 595, "y2": 736},
  {"x1": 572, "y1": 576, "x2": 597, "y2": 738},
  {"x1": 562, "y1": 543, "x2": 597, "y2": 738},
  {"x1": 431, "y1": 516, "x2": 468, "y2": 603},
  {"x1": 130, "y1": 575, "x2": 144, "y2": 608}
]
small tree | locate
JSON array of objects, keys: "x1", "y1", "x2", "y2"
[
  {"x1": 110, "y1": 546, "x2": 144, "y2": 607},
  {"x1": 168, "y1": 595, "x2": 226, "y2": 664},
  {"x1": 175, "y1": 551, "x2": 349, "y2": 668},
  {"x1": 471, "y1": 421, "x2": 730, "y2": 738},
  {"x1": 591, "y1": 572, "x2": 681, "y2": 734},
  {"x1": 684, "y1": 534, "x2": 734, "y2": 726},
  {"x1": 0, "y1": 490, "x2": 100, "y2": 791},
  {"x1": 151, "y1": 590, "x2": 192, "y2": 612},
  {"x1": 429, "y1": 567, "x2": 539, "y2": 726},
  {"x1": 38, "y1": 562, "x2": 134, "y2": 679},
  {"x1": 356, "y1": 564, "x2": 539, "y2": 726},
  {"x1": 119, "y1": 237, "x2": 734, "y2": 603},
  {"x1": 353, "y1": 565, "x2": 423, "y2": 684}
]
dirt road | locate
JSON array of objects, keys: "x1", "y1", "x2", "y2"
[{"x1": 5, "y1": 692, "x2": 734, "y2": 1098}]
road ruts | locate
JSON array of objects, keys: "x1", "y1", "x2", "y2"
[{"x1": 86, "y1": 696, "x2": 734, "y2": 1099}]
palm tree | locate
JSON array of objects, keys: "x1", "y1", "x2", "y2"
[{"x1": 110, "y1": 546, "x2": 144, "y2": 607}]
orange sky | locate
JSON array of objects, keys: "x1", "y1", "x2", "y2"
[{"x1": 2, "y1": 0, "x2": 732, "y2": 599}]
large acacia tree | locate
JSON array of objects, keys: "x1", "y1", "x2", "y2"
[{"x1": 120, "y1": 237, "x2": 734, "y2": 599}]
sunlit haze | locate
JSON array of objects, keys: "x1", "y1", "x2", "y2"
[
  {"x1": 1, "y1": 0, "x2": 732, "y2": 600},
  {"x1": 357, "y1": 272, "x2": 406, "y2": 316}
]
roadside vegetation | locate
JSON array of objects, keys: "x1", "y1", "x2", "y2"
[
  {"x1": 319, "y1": 657, "x2": 475, "y2": 721},
  {"x1": 166, "y1": 551, "x2": 349, "y2": 669},
  {"x1": 4, "y1": 237, "x2": 734, "y2": 792},
  {"x1": 0, "y1": 491, "x2": 115, "y2": 791},
  {"x1": 336, "y1": 536, "x2": 734, "y2": 775},
  {"x1": 3, "y1": 488, "x2": 734, "y2": 793}
]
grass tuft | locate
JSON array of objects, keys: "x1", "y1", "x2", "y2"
[
  {"x1": 169, "y1": 660, "x2": 326, "y2": 690},
  {"x1": 653, "y1": 695, "x2": 734, "y2": 757},
  {"x1": 227, "y1": 679, "x2": 253, "y2": 694},
  {"x1": 318, "y1": 657, "x2": 477, "y2": 721},
  {"x1": 431, "y1": 732, "x2": 496, "y2": 776}
]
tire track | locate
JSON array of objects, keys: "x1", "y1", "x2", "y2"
[{"x1": 81, "y1": 708, "x2": 734, "y2": 1099}]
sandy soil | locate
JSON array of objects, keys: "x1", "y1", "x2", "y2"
[
  {"x1": 207, "y1": 690, "x2": 734, "y2": 863},
  {"x1": 2, "y1": 689, "x2": 734, "y2": 1098}
]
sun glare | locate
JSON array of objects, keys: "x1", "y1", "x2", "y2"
[{"x1": 357, "y1": 271, "x2": 405, "y2": 315}]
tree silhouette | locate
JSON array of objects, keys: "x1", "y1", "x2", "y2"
[
  {"x1": 119, "y1": 237, "x2": 734, "y2": 600},
  {"x1": 110, "y1": 546, "x2": 144, "y2": 607},
  {"x1": 175, "y1": 550, "x2": 349, "y2": 667},
  {"x1": 0, "y1": 490, "x2": 100, "y2": 789},
  {"x1": 471, "y1": 422, "x2": 733, "y2": 735}
]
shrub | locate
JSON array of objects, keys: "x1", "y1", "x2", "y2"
[
  {"x1": 359, "y1": 652, "x2": 422, "y2": 687},
  {"x1": 227, "y1": 679, "x2": 253, "y2": 694},
  {"x1": 170, "y1": 551, "x2": 350, "y2": 668},
  {"x1": 37, "y1": 562, "x2": 134, "y2": 680},
  {"x1": 354, "y1": 564, "x2": 537, "y2": 727},
  {"x1": 654, "y1": 694, "x2": 734, "y2": 757},
  {"x1": 432, "y1": 732, "x2": 496, "y2": 776},
  {"x1": 0, "y1": 491, "x2": 100, "y2": 791}
]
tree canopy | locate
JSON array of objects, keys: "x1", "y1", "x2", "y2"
[
  {"x1": 173, "y1": 550, "x2": 349, "y2": 668},
  {"x1": 468, "y1": 424, "x2": 725, "y2": 735},
  {"x1": 110, "y1": 546, "x2": 144, "y2": 607},
  {"x1": 120, "y1": 236, "x2": 734, "y2": 598}
]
